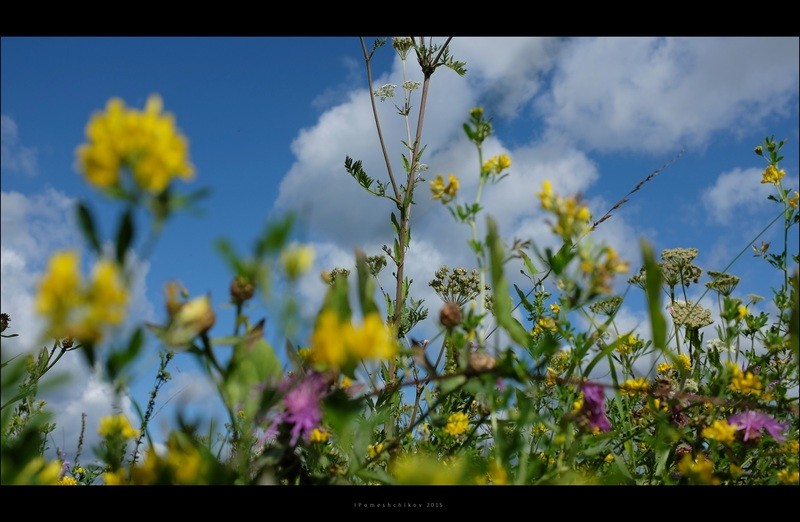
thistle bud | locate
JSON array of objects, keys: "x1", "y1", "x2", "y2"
[{"x1": 754, "y1": 145, "x2": 763, "y2": 156}]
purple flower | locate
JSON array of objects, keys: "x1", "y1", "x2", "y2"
[
  {"x1": 728, "y1": 410, "x2": 787, "y2": 443},
  {"x1": 275, "y1": 371, "x2": 330, "y2": 446},
  {"x1": 580, "y1": 382, "x2": 612, "y2": 432}
]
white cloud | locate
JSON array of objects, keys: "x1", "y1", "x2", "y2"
[
  {"x1": 1, "y1": 188, "x2": 153, "y2": 462},
  {"x1": 1, "y1": 115, "x2": 39, "y2": 177},
  {"x1": 702, "y1": 167, "x2": 775, "y2": 224},
  {"x1": 538, "y1": 37, "x2": 799, "y2": 153}
]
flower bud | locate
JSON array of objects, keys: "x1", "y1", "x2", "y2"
[
  {"x1": 439, "y1": 301, "x2": 462, "y2": 329},
  {"x1": 754, "y1": 145, "x2": 763, "y2": 156},
  {"x1": 230, "y1": 275, "x2": 255, "y2": 305}
]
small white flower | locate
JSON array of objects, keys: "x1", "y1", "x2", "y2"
[
  {"x1": 402, "y1": 80, "x2": 421, "y2": 91},
  {"x1": 373, "y1": 83, "x2": 396, "y2": 101}
]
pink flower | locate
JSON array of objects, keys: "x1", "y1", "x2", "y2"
[
  {"x1": 728, "y1": 410, "x2": 787, "y2": 443},
  {"x1": 580, "y1": 382, "x2": 611, "y2": 432},
  {"x1": 274, "y1": 371, "x2": 330, "y2": 446}
]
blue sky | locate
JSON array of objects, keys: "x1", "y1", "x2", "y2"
[{"x1": 2, "y1": 37, "x2": 798, "y2": 459}]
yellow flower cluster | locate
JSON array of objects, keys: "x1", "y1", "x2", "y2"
[
  {"x1": 310, "y1": 428, "x2": 330, "y2": 443},
  {"x1": 657, "y1": 362, "x2": 674, "y2": 374},
  {"x1": 9, "y1": 457, "x2": 62, "y2": 485},
  {"x1": 76, "y1": 95, "x2": 194, "y2": 194},
  {"x1": 308, "y1": 311, "x2": 397, "y2": 371},
  {"x1": 549, "y1": 303, "x2": 561, "y2": 314},
  {"x1": 98, "y1": 414, "x2": 139, "y2": 439},
  {"x1": 702, "y1": 419, "x2": 737, "y2": 445},
  {"x1": 36, "y1": 251, "x2": 128, "y2": 344},
  {"x1": 676, "y1": 353, "x2": 692, "y2": 372},
  {"x1": 760, "y1": 164, "x2": 785, "y2": 185},
  {"x1": 736, "y1": 305, "x2": 749, "y2": 321},
  {"x1": 430, "y1": 174, "x2": 460, "y2": 203},
  {"x1": 789, "y1": 191, "x2": 799, "y2": 209},
  {"x1": 367, "y1": 442, "x2": 385, "y2": 459},
  {"x1": 531, "y1": 316, "x2": 557, "y2": 337},
  {"x1": 537, "y1": 180, "x2": 592, "y2": 242},
  {"x1": 777, "y1": 469, "x2": 799, "y2": 485},
  {"x1": 677, "y1": 454, "x2": 720, "y2": 485},
  {"x1": 444, "y1": 411, "x2": 470, "y2": 437},
  {"x1": 128, "y1": 437, "x2": 206, "y2": 485},
  {"x1": 482, "y1": 154, "x2": 512, "y2": 175},
  {"x1": 620, "y1": 377, "x2": 649, "y2": 397},
  {"x1": 58, "y1": 476, "x2": 78, "y2": 486},
  {"x1": 729, "y1": 365, "x2": 762, "y2": 396},
  {"x1": 571, "y1": 392, "x2": 584, "y2": 413},
  {"x1": 616, "y1": 333, "x2": 642, "y2": 356},
  {"x1": 581, "y1": 246, "x2": 630, "y2": 296}
]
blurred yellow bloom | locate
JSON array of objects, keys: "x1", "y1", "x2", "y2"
[
  {"x1": 789, "y1": 191, "x2": 799, "y2": 209},
  {"x1": 310, "y1": 428, "x2": 330, "y2": 443},
  {"x1": 367, "y1": 442, "x2": 384, "y2": 459},
  {"x1": 657, "y1": 362, "x2": 674, "y2": 374},
  {"x1": 430, "y1": 175, "x2": 446, "y2": 199},
  {"x1": 393, "y1": 453, "x2": 468, "y2": 485},
  {"x1": 729, "y1": 365, "x2": 762, "y2": 396},
  {"x1": 736, "y1": 305, "x2": 749, "y2": 321},
  {"x1": 620, "y1": 377, "x2": 649, "y2": 397},
  {"x1": 550, "y1": 303, "x2": 560, "y2": 314},
  {"x1": 677, "y1": 353, "x2": 692, "y2": 371},
  {"x1": 482, "y1": 153, "x2": 512, "y2": 175},
  {"x1": 445, "y1": 174, "x2": 459, "y2": 197},
  {"x1": 430, "y1": 174, "x2": 459, "y2": 202},
  {"x1": 309, "y1": 311, "x2": 396, "y2": 372},
  {"x1": 76, "y1": 95, "x2": 194, "y2": 194},
  {"x1": 98, "y1": 414, "x2": 139, "y2": 439},
  {"x1": 11, "y1": 457, "x2": 62, "y2": 485},
  {"x1": 36, "y1": 250, "x2": 128, "y2": 343},
  {"x1": 604, "y1": 453, "x2": 615, "y2": 463},
  {"x1": 537, "y1": 180, "x2": 554, "y2": 209},
  {"x1": 702, "y1": 419, "x2": 737, "y2": 445},
  {"x1": 760, "y1": 164, "x2": 785, "y2": 185},
  {"x1": 444, "y1": 411, "x2": 469, "y2": 437},
  {"x1": 777, "y1": 469, "x2": 799, "y2": 485},
  {"x1": 130, "y1": 436, "x2": 206, "y2": 485},
  {"x1": 58, "y1": 476, "x2": 78, "y2": 485},
  {"x1": 103, "y1": 469, "x2": 128, "y2": 485},
  {"x1": 281, "y1": 244, "x2": 315, "y2": 280},
  {"x1": 678, "y1": 454, "x2": 719, "y2": 485}
]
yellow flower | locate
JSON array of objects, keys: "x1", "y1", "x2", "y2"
[
  {"x1": 98, "y1": 414, "x2": 139, "y2": 439},
  {"x1": 531, "y1": 316, "x2": 557, "y2": 337},
  {"x1": 340, "y1": 375, "x2": 352, "y2": 390},
  {"x1": 430, "y1": 175, "x2": 446, "y2": 199},
  {"x1": 310, "y1": 428, "x2": 330, "y2": 443},
  {"x1": 702, "y1": 419, "x2": 738, "y2": 445},
  {"x1": 620, "y1": 377, "x2": 649, "y2": 397},
  {"x1": 789, "y1": 191, "x2": 799, "y2": 209},
  {"x1": 367, "y1": 442, "x2": 384, "y2": 459},
  {"x1": 58, "y1": 476, "x2": 78, "y2": 485},
  {"x1": 444, "y1": 411, "x2": 469, "y2": 437},
  {"x1": 487, "y1": 459, "x2": 508, "y2": 485},
  {"x1": 482, "y1": 154, "x2": 512, "y2": 175},
  {"x1": 760, "y1": 164, "x2": 785, "y2": 185},
  {"x1": 657, "y1": 362, "x2": 674, "y2": 374},
  {"x1": 36, "y1": 250, "x2": 83, "y2": 331},
  {"x1": 537, "y1": 180, "x2": 554, "y2": 210},
  {"x1": 393, "y1": 453, "x2": 468, "y2": 485},
  {"x1": 604, "y1": 453, "x2": 615, "y2": 463},
  {"x1": 103, "y1": 469, "x2": 128, "y2": 485},
  {"x1": 729, "y1": 365, "x2": 762, "y2": 396},
  {"x1": 36, "y1": 251, "x2": 128, "y2": 343},
  {"x1": 572, "y1": 393, "x2": 584, "y2": 413},
  {"x1": 736, "y1": 305, "x2": 749, "y2": 321},
  {"x1": 11, "y1": 457, "x2": 62, "y2": 485},
  {"x1": 346, "y1": 313, "x2": 397, "y2": 360},
  {"x1": 550, "y1": 303, "x2": 561, "y2": 314},
  {"x1": 129, "y1": 436, "x2": 206, "y2": 485},
  {"x1": 782, "y1": 440, "x2": 799, "y2": 456},
  {"x1": 309, "y1": 311, "x2": 349, "y2": 370},
  {"x1": 76, "y1": 94, "x2": 194, "y2": 194},
  {"x1": 281, "y1": 244, "x2": 315, "y2": 280},
  {"x1": 777, "y1": 469, "x2": 799, "y2": 485},
  {"x1": 677, "y1": 353, "x2": 691, "y2": 372},
  {"x1": 309, "y1": 311, "x2": 396, "y2": 371},
  {"x1": 677, "y1": 454, "x2": 720, "y2": 485},
  {"x1": 445, "y1": 174, "x2": 459, "y2": 197}
]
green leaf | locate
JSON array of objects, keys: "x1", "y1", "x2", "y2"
[
  {"x1": 641, "y1": 241, "x2": 666, "y2": 352},
  {"x1": 76, "y1": 202, "x2": 102, "y2": 255},
  {"x1": 115, "y1": 209, "x2": 135, "y2": 265},
  {"x1": 215, "y1": 239, "x2": 248, "y2": 277},
  {"x1": 513, "y1": 284, "x2": 535, "y2": 313},
  {"x1": 486, "y1": 216, "x2": 531, "y2": 349},
  {"x1": 355, "y1": 249, "x2": 379, "y2": 318},
  {"x1": 548, "y1": 241, "x2": 575, "y2": 275},
  {"x1": 390, "y1": 212, "x2": 400, "y2": 234},
  {"x1": 106, "y1": 328, "x2": 145, "y2": 380},
  {"x1": 224, "y1": 336, "x2": 282, "y2": 417},
  {"x1": 439, "y1": 375, "x2": 467, "y2": 395},
  {"x1": 519, "y1": 250, "x2": 538, "y2": 277},
  {"x1": 255, "y1": 214, "x2": 294, "y2": 258}
]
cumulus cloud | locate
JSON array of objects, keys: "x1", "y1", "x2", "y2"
[
  {"x1": 1, "y1": 188, "x2": 152, "y2": 461},
  {"x1": 1, "y1": 115, "x2": 39, "y2": 177},
  {"x1": 702, "y1": 167, "x2": 796, "y2": 224},
  {"x1": 538, "y1": 37, "x2": 799, "y2": 153}
]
